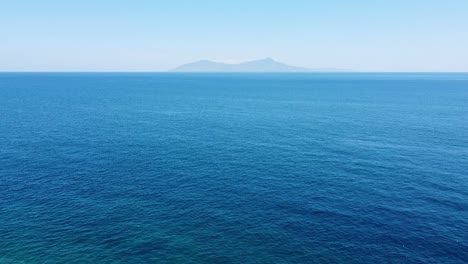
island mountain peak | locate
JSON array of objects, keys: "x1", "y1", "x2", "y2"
[{"x1": 257, "y1": 57, "x2": 275, "y2": 62}]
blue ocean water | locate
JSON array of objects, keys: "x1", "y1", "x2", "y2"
[{"x1": 0, "y1": 73, "x2": 467, "y2": 264}]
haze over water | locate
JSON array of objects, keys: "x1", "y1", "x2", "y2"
[
  {"x1": 1, "y1": 73, "x2": 467, "y2": 263},
  {"x1": 2, "y1": 1, "x2": 468, "y2": 72}
]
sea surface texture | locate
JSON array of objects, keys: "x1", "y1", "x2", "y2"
[{"x1": 0, "y1": 73, "x2": 467, "y2": 264}]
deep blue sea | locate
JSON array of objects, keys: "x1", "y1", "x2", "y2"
[{"x1": 1, "y1": 73, "x2": 467, "y2": 264}]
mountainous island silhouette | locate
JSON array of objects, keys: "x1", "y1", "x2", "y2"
[{"x1": 172, "y1": 58, "x2": 350, "y2": 72}]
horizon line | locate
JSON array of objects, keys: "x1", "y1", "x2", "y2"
[{"x1": 1, "y1": 71, "x2": 468, "y2": 74}]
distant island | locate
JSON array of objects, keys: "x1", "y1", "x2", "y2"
[{"x1": 171, "y1": 58, "x2": 351, "y2": 72}]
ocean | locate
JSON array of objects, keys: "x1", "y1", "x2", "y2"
[{"x1": 0, "y1": 73, "x2": 467, "y2": 263}]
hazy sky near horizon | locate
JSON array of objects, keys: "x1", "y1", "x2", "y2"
[{"x1": 1, "y1": 1, "x2": 468, "y2": 72}]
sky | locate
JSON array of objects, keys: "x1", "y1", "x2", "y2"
[{"x1": 1, "y1": 1, "x2": 468, "y2": 72}]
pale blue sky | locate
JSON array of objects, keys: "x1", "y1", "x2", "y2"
[{"x1": 1, "y1": 1, "x2": 467, "y2": 72}]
